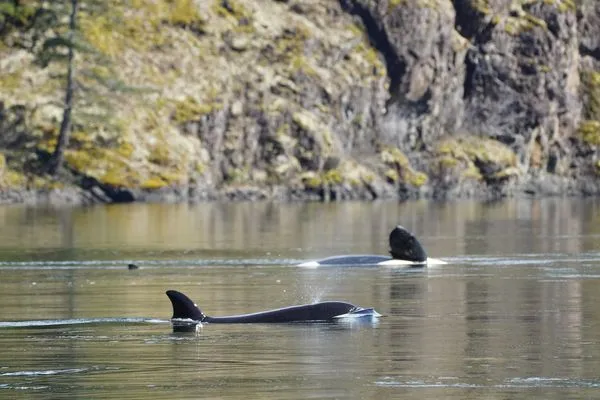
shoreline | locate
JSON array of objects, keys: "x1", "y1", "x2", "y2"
[{"x1": 1, "y1": 174, "x2": 599, "y2": 207}]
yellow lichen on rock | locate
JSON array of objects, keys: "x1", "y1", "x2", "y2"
[
  {"x1": 435, "y1": 135, "x2": 518, "y2": 181},
  {"x1": 582, "y1": 71, "x2": 600, "y2": 120},
  {"x1": 171, "y1": 97, "x2": 219, "y2": 124},
  {"x1": 578, "y1": 120, "x2": 600, "y2": 146},
  {"x1": 380, "y1": 146, "x2": 428, "y2": 187}
]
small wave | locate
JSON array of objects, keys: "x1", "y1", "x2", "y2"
[
  {"x1": 452, "y1": 253, "x2": 600, "y2": 265},
  {"x1": 0, "y1": 258, "x2": 302, "y2": 270},
  {"x1": 375, "y1": 378, "x2": 482, "y2": 388},
  {"x1": 1, "y1": 368, "x2": 90, "y2": 377},
  {"x1": 375, "y1": 376, "x2": 600, "y2": 389},
  {"x1": 0, "y1": 384, "x2": 48, "y2": 390},
  {"x1": 504, "y1": 377, "x2": 600, "y2": 388},
  {"x1": 0, "y1": 317, "x2": 168, "y2": 329}
]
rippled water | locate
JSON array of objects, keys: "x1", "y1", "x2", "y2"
[{"x1": 1, "y1": 199, "x2": 600, "y2": 399}]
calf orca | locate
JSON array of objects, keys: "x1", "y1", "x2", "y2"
[
  {"x1": 298, "y1": 225, "x2": 446, "y2": 267},
  {"x1": 166, "y1": 290, "x2": 381, "y2": 329}
]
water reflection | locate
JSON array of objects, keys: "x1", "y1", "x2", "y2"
[
  {"x1": 1, "y1": 198, "x2": 600, "y2": 399},
  {"x1": 0, "y1": 198, "x2": 598, "y2": 261}
]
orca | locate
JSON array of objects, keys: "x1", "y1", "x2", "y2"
[
  {"x1": 298, "y1": 225, "x2": 446, "y2": 267},
  {"x1": 166, "y1": 290, "x2": 381, "y2": 329}
]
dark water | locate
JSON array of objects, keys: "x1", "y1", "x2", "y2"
[{"x1": 0, "y1": 199, "x2": 600, "y2": 399}]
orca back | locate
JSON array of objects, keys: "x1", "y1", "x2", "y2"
[
  {"x1": 204, "y1": 301, "x2": 357, "y2": 323},
  {"x1": 315, "y1": 255, "x2": 390, "y2": 266}
]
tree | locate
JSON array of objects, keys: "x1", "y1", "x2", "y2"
[
  {"x1": 33, "y1": 0, "x2": 130, "y2": 176},
  {"x1": 45, "y1": 0, "x2": 77, "y2": 175}
]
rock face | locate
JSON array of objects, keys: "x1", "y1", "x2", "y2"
[
  {"x1": 342, "y1": 0, "x2": 467, "y2": 150},
  {"x1": 0, "y1": 0, "x2": 599, "y2": 204},
  {"x1": 458, "y1": 1, "x2": 581, "y2": 172}
]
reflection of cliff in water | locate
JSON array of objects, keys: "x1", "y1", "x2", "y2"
[
  {"x1": 377, "y1": 259, "x2": 585, "y2": 386},
  {"x1": 2, "y1": 198, "x2": 599, "y2": 261},
  {"x1": 462, "y1": 199, "x2": 588, "y2": 255}
]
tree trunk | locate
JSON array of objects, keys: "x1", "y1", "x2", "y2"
[{"x1": 47, "y1": 0, "x2": 78, "y2": 176}]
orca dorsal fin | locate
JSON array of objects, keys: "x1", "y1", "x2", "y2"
[
  {"x1": 389, "y1": 225, "x2": 427, "y2": 262},
  {"x1": 166, "y1": 290, "x2": 206, "y2": 321}
]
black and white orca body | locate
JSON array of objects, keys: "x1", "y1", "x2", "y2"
[
  {"x1": 166, "y1": 290, "x2": 381, "y2": 329},
  {"x1": 298, "y1": 225, "x2": 447, "y2": 267}
]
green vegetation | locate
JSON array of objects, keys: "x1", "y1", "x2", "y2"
[
  {"x1": 503, "y1": 14, "x2": 547, "y2": 35},
  {"x1": 300, "y1": 160, "x2": 376, "y2": 194},
  {"x1": 0, "y1": 1, "x2": 38, "y2": 40},
  {"x1": 8, "y1": 0, "x2": 592, "y2": 202},
  {"x1": 542, "y1": 0, "x2": 576, "y2": 12},
  {"x1": 578, "y1": 120, "x2": 600, "y2": 146},
  {"x1": 578, "y1": 70, "x2": 600, "y2": 175},
  {"x1": 26, "y1": 0, "x2": 145, "y2": 175},
  {"x1": 171, "y1": 97, "x2": 220, "y2": 124},
  {"x1": 434, "y1": 136, "x2": 518, "y2": 181},
  {"x1": 212, "y1": 0, "x2": 249, "y2": 20},
  {"x1": 292, "y1": 111, "x2": 334, "y2": 154},
  {"x1": 387, "y1": 0, "x2": 444, "y2": 10},
  {"x1": 380, "y1": 146, "x2": 428, "y2": 187},
  {"x1": 388, "y1": 0, "x2": 405, "y2": 10},
  {"x1": 472, "y1": 0, "x2": 576, "y2": 36},
  {"x1": 471, "y1": 0, "x2": 492, "y2": 14},
  {"x1": 582, "y1": 71, "x2": 600, "y2": 121}
]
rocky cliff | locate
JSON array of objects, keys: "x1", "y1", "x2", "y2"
[{"x1": 0, "y1": 0, "x2": 599, "y2": 204}]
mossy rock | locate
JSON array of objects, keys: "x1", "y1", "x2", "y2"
[
  {"x1": 171, "y1": 97, "x2": 220, "y2": 124},
  {"x1": 212, "y1": 0, "x2": 250, "y2": 20},
  {"x1": 82, "y1": 0, "x2": 205, "y2": 55},
  {"x1": 164, "y1": 0, "x2": 206, "y2": 29},
  {"x1": 1, "y1": 168, "x2": 28, "y2": 188},
  {"x1": 380, "y1": 146, "x2": 409, "y2": 169},
  {"x1": 300, "y1": 171, "x2": 322, "y2": 189},
  {"x1": 323, "y1": 168, "x2": 343, "y2": 185},
  {"x1": 385, "y1": 168, "x2": 399, "y2": 184},
  {"x1": 292, "y1": 110, "x2": 334, "y2": 161},
  {"x1": 65, "y1": 148, "x2": 149, "y2": 188},
  {"x1": 387, "y1": 0, "x2": 442, "y2": 11},
  {"x1": 407, "y1": 171, "x2": 428, "y2": 187},
  {"x1": 117, "y1": 140, "x2": 136, "y2": 158},
  {"x1": 434, "y1": 135, "x2": 518, "y2": 181},
  {"x1": 436, "y1": 135, "x2": 516, "y2": 166},
  {"x1": 380, "y1": 146, "x2": 428, "y2": 187},
  {"x1": 299, "y1": 161, "x2": 368, "y2": 190},
  {"x1": 0, "y1": 70, "x2": 23, "y2": 90},
  {"x1": 542, "y1": 0, "x2": 576, "y2": 12},
  {"x1": 578, "y1": 120, "x2": 600, "y2": 146},
  {"x1": 581, "y1": 71, "x2": 600, "y2": 120},
  {"x1": 300, "y1": 169, "x2": 342, "y2": 189},
  {"x1": 140, "y1": 177, "x2": 169, "y2": 190},
  {"x1": 148, "y1": 143, "x2": 173, "y2": 167},
  {"x1": 471, "y1": 0, "x2": 492, "y2": 15},
  {"x1": 262, "y1": 22, "x2": 311, "y2": 65},
  {"x1": 64, "y1": 149, "x2": 98, "y2": 173},
  {"x1": 101, "y1": 165, "x2": 141, "y2": 187},
  {"x1": 503, "y1": 14, "x2": 547, "y2": 35}
]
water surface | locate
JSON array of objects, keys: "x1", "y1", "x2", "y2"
[{"x1": 1, "y1": 199, "x2": 599, "y2": 399}]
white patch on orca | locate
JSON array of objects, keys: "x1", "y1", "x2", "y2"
[
  {"x1": 378, "y1": 257, "x2": 447, "y2": 267},
  {"x1": 333, "y1": 308, "x2": 382, "y2": 319},
  {"x1": 297, "y1": 257, "x2": 447, "y2": 268},
  {"x1": 296, "y1": 260, "x2": 321, "y2": 268}
]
